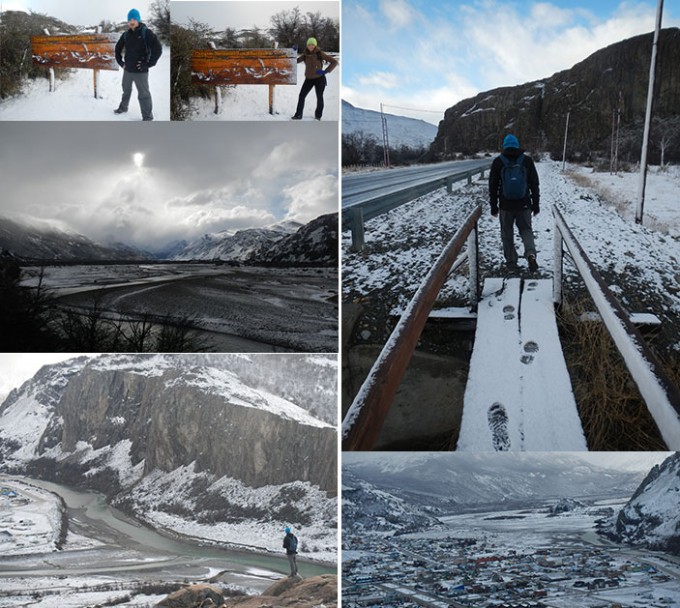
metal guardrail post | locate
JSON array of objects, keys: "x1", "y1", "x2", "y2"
[
  {"x1": 342, "y1": 205, "x2": 483, "y2": 450},
  {"x1": 553, "y1": 223, "x2": 564, "y2": 305},
  {"x1": 467, "y1": 172, "x2": 473, "y2": 185},
  {"x1": 552, "y1": 206, "x2": 680, "y2": 448},
  {"x1": 349, "y1": 207, "x2": 365, "y2": 251},
  {"x1": 468, "y1": 223, "x2": 479, "y2": 311}
]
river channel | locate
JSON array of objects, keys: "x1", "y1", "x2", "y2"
[{"x1": 0, "y1": 477, "x2": 334, "y2": 592}]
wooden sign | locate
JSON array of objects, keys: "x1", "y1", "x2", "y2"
[
  {"x1": 32, "y1": 34, "x2": 119, "y2": 71},
  {"x1": 191, "y1": 49, "x2": 297, "y2": 86}
]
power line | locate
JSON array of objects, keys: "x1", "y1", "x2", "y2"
[{"x1": 381, "y1": 104, "x2": 444, "y2": 114}]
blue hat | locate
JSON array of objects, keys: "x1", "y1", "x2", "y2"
[
  {"x1": 127, "y1": 9, "x2": 141, "y2": 22},
  {"x1": 503, "y1": 134, "x2": 519, "y2": 149},
  {"x1": 285, "y1": 527, "x2": 291, "y2": 533}
]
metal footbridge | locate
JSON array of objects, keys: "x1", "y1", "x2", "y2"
[{"x1": 341, "y1": 163, "x2": 680, "y2": 452}]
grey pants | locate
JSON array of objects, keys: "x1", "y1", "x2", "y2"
[
  {"x1": 499, "y1": 209, "x2": 536, "y2": 263},
  {"x1": 287, "y1": 553, "x2": 298, "y2": 576},
  {"x1": 120, "y1": 71, "x2": 153, "y2": 120}
]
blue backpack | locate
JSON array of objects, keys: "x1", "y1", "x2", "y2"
[
  {"x1": 500, "y1": 154, "x2": 528, "y2": 200},
  {"x1": 288, "y1": 533, "x2": 298, "y2": 552}
]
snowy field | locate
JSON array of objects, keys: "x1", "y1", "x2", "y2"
[
  {"x1": 342, "y1": 160, "x2": 680, "y2": 352},
  {"x1": 187, "y1": 58, "x2": 339, "y2": 121},
  {"x1": 0, "y1": 45, "x2": 170, "y2": 121}
]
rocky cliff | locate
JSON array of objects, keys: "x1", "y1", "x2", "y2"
[
  {"x1": 0, "y1": 355, "x2": 337, "y2": 556},
  {"x1": 430, "y1": 28, "x2": 680, "y2": 160},
  {"x1": 604, "y1": 452, "x2": 680, "y2": 554}
]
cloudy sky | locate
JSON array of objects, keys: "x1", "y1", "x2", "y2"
[
  {"x1": 0, "y1": 0, "x2": 155, "y2": 26},
  {"x1": 0, "y1": 122, "x2": 338, "y2": 250},
  {"x1": 172, "y1": 1, "x2": 339, "y2": 31},
  {"x1": 343, "y1": 0, "x2": 680, "y2": 124}
]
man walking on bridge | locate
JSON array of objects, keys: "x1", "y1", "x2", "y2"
[{"x1": 489, "y1": 134, "x2": 540, "y2": 272}]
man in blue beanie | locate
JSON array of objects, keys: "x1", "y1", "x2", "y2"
[
  {"x1": 489, "y1": 134, "x2": 540, "y2": 272},
  {"x1": 283, "y1": 526, "x2": 299, "y2": 576},
  {"x1": 114, "y1": 9, "x2": 163, "y2": 120}
]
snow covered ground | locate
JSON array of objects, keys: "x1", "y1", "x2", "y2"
[
  {"x1": 342, "y1": 160, "x2": 680, "y2": 352},
  {"x1": 186, "y1": 58, "x2": 339, "y2": 121},
  {"x1": 0, "y1": 45, "x2": 170, "y2": 121}
]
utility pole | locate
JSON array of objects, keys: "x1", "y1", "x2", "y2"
[
  {"x1": 561, "y1": 111, "x2": 570, "y2": 172},
  {"x1": 380, "y1": 102, "x2": 391, "y2": 168},
  {"x1": 636, "y1": 0, "x2": 664, "y2": 225}
]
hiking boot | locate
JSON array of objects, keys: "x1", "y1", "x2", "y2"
[
  {"x1": 527, "y1": 254, "x2": 539, "y2": 272},
  {"x1": 114, "y1": 107, "x2": 127, "y2": 114},
  {"x1": 142, "y1": 116, "x2": 154, "y2": 121},
  {"x1": 291, "y1": 115, "x2": 302, "y2": 120}
]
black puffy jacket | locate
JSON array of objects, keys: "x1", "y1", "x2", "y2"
[
  {"x1": 489, "y1": 147, "x2": 540, "y2": 214},
  {"x1": 115, "y1": 23, "x2": 162, "y2": 73}
]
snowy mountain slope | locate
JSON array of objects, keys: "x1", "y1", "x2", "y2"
[
  {"x1": 0, "y1": 216, "x2": 151, "y2": 261},
  {"x1": 605, "y1": 452, "x2": 680, "y2": 554},
  {"x1": 342, "y1": 469, "x2": 441, "y2": 534},
  {"x1": 253, "y1": 213, "x2": 338, "y2": 266},
  {"x1": 173, "y1": 221, "x2": 300, "y2": 262},
  {"x1": 0, "y1": 355, "x2": 337, "y2": 557},
  {"x1": 342, "y1": 100, "x2": 438, "y2": 149}
]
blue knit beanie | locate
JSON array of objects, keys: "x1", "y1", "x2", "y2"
[
  {"x1": 127, "y1": 9, "x2": 141, "y2": 22},
  {"x1": 503, "y1": 134, "x2": 519, "y2": 149},
  {"x1": 285, "y1": 527, "x2": 291, "y2": 533}
]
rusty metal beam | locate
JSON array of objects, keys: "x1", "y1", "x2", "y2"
[
  {"x1": 32, "y1": 34, "x2": 119, "y2": 71},
  {"x1": 342, "y1": 205, "x2": 483, "y2": 451},
  {"x1": 553, "y1": 205, "x2": 680, "y2": 448}
]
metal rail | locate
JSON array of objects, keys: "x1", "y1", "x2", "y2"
[
  {"x1": 552, "y1": 205, "x2": 680, "y2": 448},
  {"x1": 343, "y1": 162, "x2": 491, "y2": 250},
  {"x1": 342, "y1": 205, "x2": 482, "y2": 451}
]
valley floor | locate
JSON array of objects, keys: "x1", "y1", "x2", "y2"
[
  {"x1": 343, "y1": 499, "x2": 680, "y2": 608},
  {"x1": 21, "y1": 264, "x2": 338, "y2": 352},
  {"x1": 0, "y1": 477, "x2": 334, "y2": 608}
]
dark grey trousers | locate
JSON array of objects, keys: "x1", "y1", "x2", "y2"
[
  {"x1": 120, "y1": 71, "x2": 153, "y2": 120},
  {"x1": 499, "y1": 209, "x2": 536, "y2": 263},
  {"x1": 287, "y1": 553, "x2": 298, "y2": 576}
]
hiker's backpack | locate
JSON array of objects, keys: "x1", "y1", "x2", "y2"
[
  {"x1": 289, "y1": 534, "x2": 298, "y2": 552},
  {"x1": 500, "y1": 154, "x2": 528, "y2": 200},
  {"x1": 124, "y1": 25, "x2": 151, "y2": 62}
]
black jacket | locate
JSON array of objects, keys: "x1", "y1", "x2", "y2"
[
  {"x1": 115, "y1": 23, "x2": 162, "y2": 73},
  {"x1": 489, "y1": 148, "x2": 540, "y2": 214},
  {"x1": 283, "y1": 532, "x2": 298, "y2": 555}
]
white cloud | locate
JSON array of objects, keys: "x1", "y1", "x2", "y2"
[
  {"x1": 358, "y1": 71, "x2": 400, "y2": 90},
  {"x1": 284, "y1": 174, "x2": 337, "y2": 223},
  {"x1": 380, "y1": 0, "x2": 418, "y2": 29}
]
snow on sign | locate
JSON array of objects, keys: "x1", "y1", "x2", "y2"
[
  {"x1": 31, "y1": 34, "x2": 119, "y2": 71},
  {"x1": 191, "y1": 49, "x2": 297, "y2": 86},
  {"x1": 192, "y1": 48, "x2": 297, "y2": 115}
]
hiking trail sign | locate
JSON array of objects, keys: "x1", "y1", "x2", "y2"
[
  {"x1": 191, "y1": 48, "x2": 297, "y2": 115},
  {"x1": 32, "y1": 33, "x2": 119, "y2": 98}
]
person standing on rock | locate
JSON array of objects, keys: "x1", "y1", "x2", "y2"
[
  {"x1": 114, "y1": 9, "x2": 163, "y2": 121},
  {"x1": 489, "y1": 134, "x2": 540, "y2": 272},
  {"x1": 291, "y1": 37, "x2": 338, "y2": 121},
  {"x1": 283, "y1": 526, "x2": 299, "y2": 576}
]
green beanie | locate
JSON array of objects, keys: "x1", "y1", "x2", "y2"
[{"x1": 306, "y1": 37, "x2": 317, "y2": 47}]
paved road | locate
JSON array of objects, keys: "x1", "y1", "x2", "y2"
[{"x1": 342, "y1": 159, "x2": 491, "y2": 208}]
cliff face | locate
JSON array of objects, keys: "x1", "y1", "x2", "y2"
[
  {"x1": 430, "y1": 28, "x2": 680, "y2": 158},
  {"x1": 606, "y1": 452, "x2": 680, "y2": 555},
  {"x1": 0, "y1": 355, "x2": 337, "y2": 552}
]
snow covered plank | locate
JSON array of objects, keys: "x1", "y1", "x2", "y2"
[
  {"x1": 457, "y1": 278, "x2": 587, "y2": 451},
  {"x1": 191, "y1": 49, "x2": 297, "y2": 85},
  {"x1": 32, "y1": 34, "x2": 119, "y2": 71}
]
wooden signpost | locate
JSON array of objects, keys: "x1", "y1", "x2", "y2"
[
  {"x1": 191, "y1": 48, "x2": 297, "y2": 115},
  {"x1": 32, "y1": 33, "x2": 119, "y2": 98}
]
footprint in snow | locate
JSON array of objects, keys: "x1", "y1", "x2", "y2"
[{"x1": 488, "y1": 402, "x2": 511, "y2": 451}]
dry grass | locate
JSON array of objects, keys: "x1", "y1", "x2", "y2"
[{"x1": 557, "y1": 297, "x2": 671, "y2": 450}]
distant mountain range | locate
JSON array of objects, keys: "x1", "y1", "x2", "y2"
[
  {"x1": 0, "y1": 213, "x2": 338, "y2": 266},
  {"x1": 342, "y1": 100, "x2": 438, "y2": 149}
]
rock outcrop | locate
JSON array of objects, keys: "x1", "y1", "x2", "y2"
[
  {"x1": 430, "y1": 28, "x2": 680, "y2": 160},
  {"x1": 604, "y1": 452, "x2": 680, "y2": 554},
  {"x1": 155, "y1": 575, "x2": 337, "y2": 608}
]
